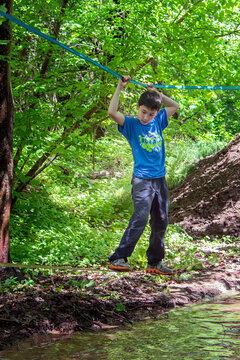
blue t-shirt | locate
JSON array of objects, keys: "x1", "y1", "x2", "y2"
[{"x1": 118, "y1": 108, "x2": 168, "y2": 179}]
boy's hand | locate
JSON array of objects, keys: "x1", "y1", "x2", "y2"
[
  {"x1": 148, "y1": 84, "x2": 179, "y2": 119},
  {"x1": 118, "y1": 76, "x2": 131, "y2": 89},
  {"x1": 147, "y1": 82, "x2": 154, "y2": 89},
  {"x1": 147, "y1": 82, "x2": 159, "y2": 93}
]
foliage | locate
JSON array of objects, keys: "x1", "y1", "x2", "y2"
[
  {"x1": 9, "y1": 0, "x2": 240, "y2": 204},
  {"x1": 115, "y1": 302, "x2": 127, "y2": 312},
  {"x1": 0, "y1": 4, "x2": 7, "y2": 24},
  {"x1": 67, "y1": 278, "x2": 96, "y2": 290},
  {"x1": 0, "y1": 276, "x2": 36, "y2": 293}
]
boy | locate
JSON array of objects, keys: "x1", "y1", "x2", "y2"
[{"x1": 108, "y1": 76, "x2": 179, "y2": 275}]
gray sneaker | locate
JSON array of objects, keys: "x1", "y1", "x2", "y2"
[
  {"x1": 108, "y1": 258, "x2": 130, "y2": 272},
  {"x1": 146, "y1": 261, "x2": 173, "y2": 275}
]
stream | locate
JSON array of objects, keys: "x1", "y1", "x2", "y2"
[{"x1": 1, "y1": 293, "x2": 240, "y2": 360}]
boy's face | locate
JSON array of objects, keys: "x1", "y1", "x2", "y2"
[{"x1": 137, "y1": 104, "x2": 159, "y2": 125}]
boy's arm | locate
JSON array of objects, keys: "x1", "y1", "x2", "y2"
[
  {"x1": 161, "y1": 93, "x2": 179, "y2": 119},
  {"x1": 147, "y1": 83, "x2": 179, "y2": 119},
  {"x1": 108, "y1": 76, "x2": 130, "y2": 126}
]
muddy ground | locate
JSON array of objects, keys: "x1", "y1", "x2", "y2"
[
  {"x1": 1, "y1": 248, "x2": 240, "y2": 351},
  {"x1": 1, "y1": 135, "x2": 240, "y2": 351},
  {"x1": 169, "y1": 134, "x2": 240, "y2": 238}
]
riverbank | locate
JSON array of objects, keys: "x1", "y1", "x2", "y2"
[{"x1": 1, "y1": 247, "x2": 240, "y2": 351}]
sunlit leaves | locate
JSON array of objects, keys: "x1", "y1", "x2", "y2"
[{"x1": 9, "y1": 0, "x2": 240, "y2": 206}]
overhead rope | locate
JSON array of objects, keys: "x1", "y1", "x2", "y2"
[{"x1": 0, "y1": 10, "x2": 240, "y2": 90}]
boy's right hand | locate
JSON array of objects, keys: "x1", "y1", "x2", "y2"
[
  {"x1": 119, "y1": 76, "x2": 131, "y2": 89},
  {"x1": 108, "y1": 76, "x2": 130, "y2": 126}
]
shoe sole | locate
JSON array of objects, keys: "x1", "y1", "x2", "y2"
[
  {"x1": 146, "y1": 268, "x2": 173, "y2": 275},
  {"x1": 108, "y1": 264, "x2": 130, "y2": 272}
]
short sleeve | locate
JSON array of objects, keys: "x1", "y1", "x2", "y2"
[
  {"x1": 156, "y1": 108, "x2": 168, "y2": 131},
  {"x1": 117, "y1": 116, "x2": 134, "y2": 140}
]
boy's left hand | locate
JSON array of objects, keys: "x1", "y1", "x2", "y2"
[
  {"x1": 147, "y1": 82, "x2": 160, "y2": 94},
  {"x1": 147, "y1": 82, "x2": 154, "y2": 89}
]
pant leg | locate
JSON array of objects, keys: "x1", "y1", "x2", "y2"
[
  {"x1": 146, "y1": 177, "x2": 169, "y2": 265},
  {"x1": 109, "y1": 176, "x2": 155, "y2": 262}
]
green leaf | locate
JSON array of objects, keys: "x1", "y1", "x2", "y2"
[{"x1": 0, "y1": 5, "x2": 7, "y2": 13}]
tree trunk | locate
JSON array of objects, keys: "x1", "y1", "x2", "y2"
[{"x1": 0, "y1": 0, "x2": 14, "y2": 263}]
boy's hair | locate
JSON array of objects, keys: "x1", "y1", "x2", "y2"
[{"x1": 138, "y1": 90, "x2": 162, "y2": 111}]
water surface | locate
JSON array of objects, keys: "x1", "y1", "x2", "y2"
[{"x1": 1, "y1": 294, "x2": 240, "y2": 360}]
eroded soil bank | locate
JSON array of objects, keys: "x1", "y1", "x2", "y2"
[
  {"x1": 169, "y1": 135, "x2": 240, "y2": 238},
  {"x1": 1, "y1": 249, "x2": 240, "y2": 351}
]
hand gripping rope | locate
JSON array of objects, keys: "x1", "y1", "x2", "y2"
[{"x1": 0, "y1": 11, "x2": 240, "y2": 91}]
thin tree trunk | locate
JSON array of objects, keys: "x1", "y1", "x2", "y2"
[{"x1": 0, "y1": 0, "x2": 14, "y2": 263}]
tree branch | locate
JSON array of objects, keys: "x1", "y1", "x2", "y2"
[
  {"x1": 180, "y1": 111, "x2": 201, "y2": 124},
  {"x1": 175, "y1": 0, "x2": 204, "y2": 25},
  {"x1": 12, "y1": 104, "x2": 108, "y2": 205},
  {"x1": 129, "y1": 57, "x2": 153, "y2": 77},
  {"x1": 172, "y1": 1, "x2": 189, "y2": 24},
  {"x1": 214, "y1": 30, "x2": 240, "y2": 38}
]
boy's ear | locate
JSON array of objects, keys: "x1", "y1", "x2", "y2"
[{"x1": 137, "y1": 102, "x2": 139, "y2": 110}]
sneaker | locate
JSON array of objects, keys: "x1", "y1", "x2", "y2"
[
  {"x1": 108, "y1": 258, "x2": 130, "y2": 272},
  {"x1": 146, "y1": 261, "x2": 173, "y2": 275}
]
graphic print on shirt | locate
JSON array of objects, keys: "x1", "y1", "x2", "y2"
[{"x1": 138, "y1": 131, "x2": 162, "y2": 153}]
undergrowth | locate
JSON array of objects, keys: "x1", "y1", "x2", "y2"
[{"x1": 10, "y1": 132, "x2": 232, "y2": 270}]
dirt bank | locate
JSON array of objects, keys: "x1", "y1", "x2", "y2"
[
  {"x1": 169, "y1": 135, "x2": 240, "y2": 238},
  {"x1": 1, "y1": 249, "x2": 240, "y2": 352}
]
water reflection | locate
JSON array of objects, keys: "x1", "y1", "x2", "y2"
[{"x1": 1, "y1": 294, "x2": 240, "y2": 360}]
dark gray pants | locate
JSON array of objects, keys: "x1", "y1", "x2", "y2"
[{"x1": 109, "y1": 175, "x2": 169, "y2": 265}]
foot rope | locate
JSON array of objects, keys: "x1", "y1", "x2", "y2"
[
  {"x1": 0, "y1": 262, "x2": 108, "y2": 272},
  {"x1": 0, "y1": 11, "x2": 240, "y2": 91}
]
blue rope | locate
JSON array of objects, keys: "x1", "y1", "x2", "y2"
[{"x1": 1, "y1": 10, "x2": 240, "y2": 91}]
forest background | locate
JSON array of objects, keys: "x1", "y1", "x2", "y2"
[{"x1": 0, "y1": 0, "x2": 239, "y2": 271}]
